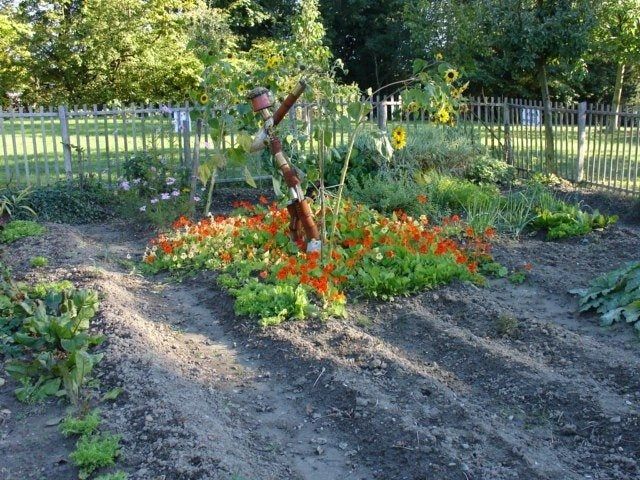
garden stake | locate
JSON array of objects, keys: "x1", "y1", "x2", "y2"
[{"x1": 247, "y1": 80, "x2": 321, "y2": 252}]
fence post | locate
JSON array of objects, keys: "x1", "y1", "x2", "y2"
[
  {"x1": 182, "y1": 104, "x2": 191, "y2": 166},
  {"x1": 58, "y1": 105, "x2": 73, "y2": 180},
  {"x1": 576, "y1": 101, "x2": 587, "y2": 183},
  {"x1": 503, "y1": 99, "x2": 512, "y2": 165},
  {"x1": 377, "y1": 96, "x2": 387, "y2": 131},
  {"x1": 190, "y1": 118, "x2": 202, "y2": 204}
]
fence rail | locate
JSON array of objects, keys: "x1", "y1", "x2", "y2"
[{"x1": 1, "y1": 97, "x2": 639, "y2": 195}]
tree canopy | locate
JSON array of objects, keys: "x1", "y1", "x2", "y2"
[{"x1": 1, "y1": 0, "x2": 639, "y2": 106}]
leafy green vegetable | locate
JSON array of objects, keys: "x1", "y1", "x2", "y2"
[
  {"x1": 60, "y1": 409, "x2": 102, "y2": 437},
  {"x1": 0, "y1": 262, "x2": 102, "y2": 404},
  {"x1": 70, "y1": 433, "x2": 121, "y2": 479},
  {"x1": 0, "y1": 220, "x2": 45, "y2": 243},
  {"x1": 571, "y1": 262, "x2": 640, "y2": 334}
]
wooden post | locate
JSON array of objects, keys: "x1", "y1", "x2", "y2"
[
  {"x1": 503, "y1": 99, "x2": 512, "y2": 165},
  {"x1": 58, "y1": 105, "x2": 73, "y2": 180},
  {"x1": 377, "y1": 96, "x2": 387, "y2": 131},
  {"x1": 576, "y1": 101, "x2": 587, "y2": 183},
  {"x1": 181, "y1": 104, "x2": 191, "y2": 166},
  {"x1": 190, "y1": 118, "x2": 202, "y2": 204}
]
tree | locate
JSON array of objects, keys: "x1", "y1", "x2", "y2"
[
  {"x1": 0, "y1": 11, "x2": 31, "y2": 106},
  {"x1": 592, "y1": 0, "x2": 640, "y2": 130},
  {"x1": 10, "y1": 0, "x2": 206, "y2": 105},
  {"x1": 319, "y1": 0, "x2": 413, "y2": 90}
]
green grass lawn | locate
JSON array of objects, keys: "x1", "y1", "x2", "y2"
[{"x1": 1, "y1": 108, "x2": 638, "y2": 193}]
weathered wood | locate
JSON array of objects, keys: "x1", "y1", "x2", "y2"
[{"x1": 576, "y1": 102, "x2": 587, "y2": 182}]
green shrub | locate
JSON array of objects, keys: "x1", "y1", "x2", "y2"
[
  {"x1": 0, "y1": 220, "x2": 45, "y2": 243},
  {"x1": 348, "y1": 174, "x2": 448, "y2": 220},
  {"x1": 70, "y1": 433, "x2": 121, "y2": 479},
  {"x1": 29, "y1": 256, "x2": 48, "y2": 268},
  {"x1": 60, "y1": 409, "x2": 101, "y2": 437},
  {"x1": 571, "y1": 262, "x2": 640, "y2": 335},
  {"x1": 394, "y1": 125, "x2": 486, "y2": 175},
  {"x1": 122, "y1": 152, "x2": 189, "y2": 197},
  {"x1": 465, "y1": 155, "x2": 515, "y2": 184},
  {"x1": 16, "y1": 179, "x2": 118, "y2": 224}
]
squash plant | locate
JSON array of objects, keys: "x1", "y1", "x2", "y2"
[{"x1": 571, "y1": 262, "x2": 640, "y2": 334}]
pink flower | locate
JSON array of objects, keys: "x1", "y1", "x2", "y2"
[
  {"x1": 150, "y1": 198, "x2": 159, "y2": 204},
  {"x1": 171, "y1": 190, "x2": 180, "y2": 197},
  {"x1": 139, "y1": 205, "x2": 146, "y2": 212},
  {"x1": 161, "y1": 193, "x2": 171, "y2": 200}
]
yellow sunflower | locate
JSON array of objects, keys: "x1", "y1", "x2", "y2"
[
  {"x1": 390, "y1": 126, "x2": 407, "y2": 150},
  {"x1": 443, "y1": 68, "x2": 459, "y2": 84},
  {"x1": 199, "y1": 93, "x2": 209, "y2": 105},
  {"x1": 265, "y1": 55, "x2": 282, "y2": 69},
  {"x1": 435, "y1": 106, "x2": 450, "y2": 124},
  {"x1": 435, "y1": 52, "x2": 444, "y2": 61}
]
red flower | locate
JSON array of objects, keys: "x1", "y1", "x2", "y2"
[
  {"x1": 259, "y1": 195, "x2": 269, "y2": 205},
  {"x1": 416, "y1": 194, "x2": 428, "y2": 204},
  {"x1": 172, "y1": 216, "x2": 191, "y2": 229}
]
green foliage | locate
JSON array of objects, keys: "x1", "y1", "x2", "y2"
[
  {"x1": 60, "y1": 409, "x2": 101, "y2": 437},
  {"x1": 320, "y1": 0, "x2": 412, "y2": 89},
  {"x1": 7, "y1": 0, "x2": 203, "y2": 105},
  {"x1": 0, "y1": 220, "x2": 45, "y2": 243},
  {"x1": 0, "y1": 265, "x2": 102, "y2": 404},
  {"x1": 508, "y1": 271, "x2": 527, "y2": 285},
  {"x1": 480, "y1": 261, "x2": 508, "y2": 278},
  {"x1": 70, "y1": 433, "x2": 121, "y2": 480},
  {"x1": 411, "y1": 171, "x2": 617, "y2": 240},
  {"x1": 495, "y1": 314, "x2": 519, "y2": 337},
  {"x1": 0, "y1": 12, "x2": 31, "y2": 107},
  {"x1": 121, "y1": 153, "x2": 189, "y2": 197},
  {"x1": 0, "y1": 187, "x2": 37, "y2": 220},
  {"x1": 532, "y1": 208, "x2": 617, "y2": 240},
  {"x1": 233, "y1": 281, "x2": 312, "y2": 327},
  {"x1": 464, "y1": 155, "x2": 515, "y2": 185},
  {"x1": 571, "y1": 262, "x2": 640, "y2": 334},
  {"x1": 144, "y1": 200, "x2": 488, "y2": 325},
  {"x1": 94, "y1": 472, "x2": 128, "y2": 480},
  {"x1": 348, "y1": 174, "x2": 446, "y2": 220},
  {"x1": 29, "y1": 280, "x2": 74, "y2": 298},
  {"x1": 29, "y1": 256, "x2": 48, "y2": 268},
  {"x1": 351, "y1": 248, "x2": 475, "y2": 299},
  {"x1": 15, "y1": 179, "x2": 118, "y2": 224}
]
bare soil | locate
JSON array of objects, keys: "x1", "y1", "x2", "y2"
[{"x1": 1, "y1": 192, "x2": 639, "y2": 480}]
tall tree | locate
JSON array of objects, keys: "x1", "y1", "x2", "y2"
[
  {"x1": 592, "y1": 0, "x2": 640, "y2": 130},
  {"x1": 10, "y1": 0, "x2": 207, "y2": 105},
  {"x1": 319, "y1": 0, "x2": 412, "y2": 90},
  {"x1": 0, "y1": 11, "x2": 31, "y2": 106}
]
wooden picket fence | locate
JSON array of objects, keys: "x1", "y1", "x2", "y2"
[{"x1": 1, "y1": 97, "x2": 639, "y2": 195}]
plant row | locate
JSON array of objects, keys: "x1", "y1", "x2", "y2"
[{"x1": 143, "y1": 200, "x2": 495, "y2": 326}]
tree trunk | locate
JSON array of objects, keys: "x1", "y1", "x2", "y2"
[
  {"x1": 607, "y1": 63, "x2": 625, "y2": 132},
  {"x1": 538, "y1": 61, "x2": 555, "y2": 173}
]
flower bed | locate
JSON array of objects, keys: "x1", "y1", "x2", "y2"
[{"x1": 143, "y1": 199, "x2": 495, "y2": 326}]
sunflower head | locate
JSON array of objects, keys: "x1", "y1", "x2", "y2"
[
  {"x1": 390, "y1": 126, "x2": 407, "y2": 150},
  {"x1": 434, "y1": 106, "x2": 450, "y2": 125},
  {"x1": 444, "y1": 68, "x2": 459, "y2": 84},
  {"x1": 435, "y1": 52, "x2": 444, "y2": 61},
  {"x1": 199, "y1": 93, "x2": 209, "y2": 105},
  {"x1": 265, "y1": 55, "x2": 281, "y2": 69}
]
